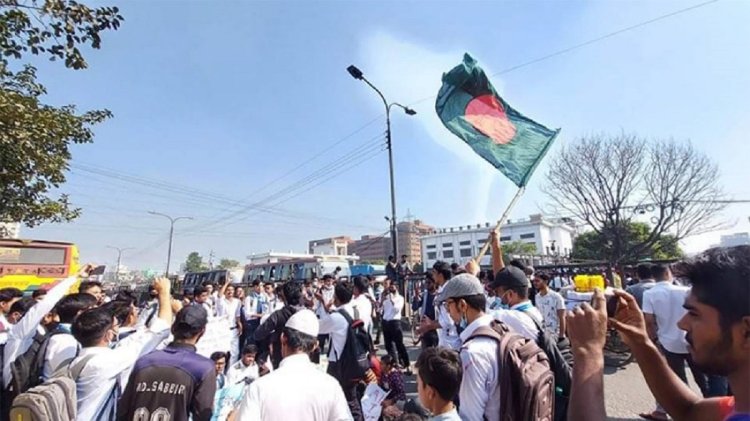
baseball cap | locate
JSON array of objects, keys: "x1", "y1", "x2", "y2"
[
  {"x1": 173, "y1": 304, "x2": 208, "y2": 332},
  {"x1": 436, "y1": 273, "x2": 485, "y2": 304},
  {"x1": 490, "y1": 266, "x2": 530, "y2": 289},
  {"x1": 285, "y1": 309, "x2": 319, "y2": 337}
]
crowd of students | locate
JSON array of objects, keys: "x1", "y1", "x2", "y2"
[{"x1": 0, "y1": 236, "x2": 747, "y2": 421}]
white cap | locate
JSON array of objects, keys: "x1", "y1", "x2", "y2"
[{"x1": 285, "y1": 309, "x2": 319, "y2": 338}]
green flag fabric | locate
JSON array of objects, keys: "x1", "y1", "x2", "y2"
[{"x1": 436, "y1": 53, "x2": 559, "y2": 187}]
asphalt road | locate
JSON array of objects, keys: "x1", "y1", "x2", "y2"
[{"x1": 373, "y1": 330, "x2": 701, "y2": 420}]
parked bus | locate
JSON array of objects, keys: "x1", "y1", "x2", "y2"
[
  {"x1": 0, "y1": 239, "x2": 81, "y2": 293},
  {"x1": 243, "y1": 253, "x2": 355, "y2": 283},
  {"x1": 179, "y1": 268, "x2": 244, "y2": 291}
]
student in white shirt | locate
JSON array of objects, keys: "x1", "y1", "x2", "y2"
[
  {"x1": 42, "y1": 293, "x2": 98, "y2": 380},
  {"x1": 193, "y1": 285, "x2": 214, "y2": 316},
  {"x1": 235, "y1": 309, "x2": 352, "y2": 421},
  {"x1": 416, "y1": 261, "x2": 461, "y2": 350},
  {"x1": 317, "y1": 282, "x2": 364, "y2": 420},
  {"x1": 243, "y1": 280, "x2": 266, "y2": 346},
  {"x1": 381, "y1": 283, "x2": 411, "y2": 374},
  {"x1": 216, "y1": 281, "x2": 243, "y2": 364},
  {"x1": 2, "y1": 274, "x2": 81, "y2": 389},
  {"x1": 532, "y1": 273, "x2": 567, "y2": 338},
  {"x1": 227, "y1": 343, "x2": 261, "y2": 386},
  {"x1": 69, "y1": 277, "x2": 173, "y2": 421},
  {"x1": 0, "y1": 287, "x2": 24, "y2": 332},
  {"x1": 437, "y1": 273, "x2": 500, "y2": 421},
  {"x1": 351, "y1": 276, "x2": 374, "y2": 334}
]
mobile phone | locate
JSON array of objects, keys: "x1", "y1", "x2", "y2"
[
  {"x1": 606, "y1": 294, "x2": 619, "y2": 318},
  {"x1": 90, "y1": 265, "x2": 106, "y2": 275}
]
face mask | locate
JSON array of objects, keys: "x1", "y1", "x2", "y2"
[
  {"x1": 499, "y1": 292, "x2": 511, "y2": 310},
  {"x1": 458, "y1": 313, "x2": 468, "y2": 330}
]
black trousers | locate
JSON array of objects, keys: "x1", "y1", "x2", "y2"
[
  {"x1": 663, "y1": 349, "x2": 709, "y2": 396},
  {"x1": 383, "y1": 319, "x2": 410, "y2": 369},
  {"x1": 311, "y1": 334, "x2": 329, "y2": 364},
  {"x1": 243, "y1": 319, "x2": 260, "y2": 347}
]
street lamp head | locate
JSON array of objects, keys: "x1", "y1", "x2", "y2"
[
  {"x1": 404, "y1": 107, "x2": 417, "y2": 116},
  {"x1": 347, "y1": 65, "x2": 364, "y2": 80}
]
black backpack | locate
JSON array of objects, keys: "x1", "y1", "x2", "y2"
[
  {"x1": 518, "y1": 308, "x2": 573, "y2": 421},
  {"x1": 7, "y1": 327, "x2": 70, "y2": 398},
  {"x1": 331, "y1": 308, "x2": 372, "y2": 384}
]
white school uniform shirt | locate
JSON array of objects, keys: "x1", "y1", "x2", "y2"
[
  {"x1": 318, "y1": 303, "x2": 355, "y2": 362},
  {"x1": 489, "y1": 301, "x2": 542, "y2": 341},
  {"x1": 2, "y1": 275, "x2": 78, "y2": 388},
  {"x1": 42, "y1": 324, "x2": 79, "y2": 380},
  {"x1": 351, "y1": 294, "x2": 373, "y2": 332},
  {"x1": 435, "y1": 284, "x2": 461, "y2": 350},
  {"x1": 458, "y1": 314, "x2": 501, "y2": 421},
  {"x1": 235, "y1": 353, "x2": 352, "y2": 421},
  {"x1": 216, "y1": 296, "x2": 241, "y2": 321},
  {"x1": 244, "y1": 293, "x2": 265, "y2": 321},
  {"x1": 642, "y1": 281, "x2": 690, "y2": 354},
  {"x1": 72, "y1": 318, "x2": 171, "y2": 421},
  {"x1": 382, "y1": 293, "x2": 404, "y2": 321},
  {"x1": 315, "y1": 286, "x2": 335, "y2": 319},
  {"x1": 227, "y1": 360, "x2": 260, "y2": 386}
]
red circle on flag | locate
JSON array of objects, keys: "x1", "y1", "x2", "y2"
[{"x1": 464, "y1": 94, "x2": 516, "y2": 145}]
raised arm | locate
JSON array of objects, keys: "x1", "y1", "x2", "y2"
[{"x1": 490, "y1": 230, "x2": 505, "y2": 275}]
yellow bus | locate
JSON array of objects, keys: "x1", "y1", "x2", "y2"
[{"x1": 0, "y1": 239, "x2": 81, "y2": 293}]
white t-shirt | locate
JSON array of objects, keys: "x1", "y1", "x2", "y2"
[
  {"x1": 351, "y1": 294, "x2": 373, "y2": 332},
  {"x1": 535, "y1": 290, "x2": 565, "y2": 337},
  {"x1": 382, "y1": 293, "x2": 404, "y2": 321},
  {"x1": 318, "y1": 303, "x2": 355, "y2": 362},
  {"x1": 642, "y1": 281, "x2": 690, "y2": 354}
]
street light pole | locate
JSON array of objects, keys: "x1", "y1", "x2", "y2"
[
  {"x1": 347, "y1": 65, "x2": 416, "y2": 259},
  {"x1": 106, "y1": 246, "x2": 134, "y2": 285},
  {"x1": 148, "y1": 211, "x2": 193, "y2": 276}
]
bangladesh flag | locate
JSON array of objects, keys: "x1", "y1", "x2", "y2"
[{"x1": 436, "y1": 53, "x2": 559, "y2": 187}]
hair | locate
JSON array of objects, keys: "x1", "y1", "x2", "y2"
[
  {"x1": 432, "y1": 261, "x2": 452, "y2": 281},
  {"x1": 242, "y1": 343, "x2": 259, "y2": 355},
  {"x1": 636, "y1": 263, "x2": 653, "y2": 280},
  {"x1": 457, "y1": 294, "x2": 486, "y2": 312},
  {"x1": 282, "y1": 327, "x2": 318, "y2": 353},
  {"x1": 31, "y1": 289, "x2": 47, "y2": 299},
  {"x1": 100, "y1": 300, "x2": 133, "y2": 325},
  {"x1": 651, "y1": 264, "x2": 669, "y2": 280},
  {"x1": 415, "y1": 347, "x2": 462, "y2": 402},
  {"x1": 78, "y1": 280, "x2": 103, "y2": 293},
  {"x1": 536, "y1": 273, "x2": 550, "y2": 284},
  {"x1": 72, "y1": 306, "x2": 114, "y2": 347},
  {"x1": 352, "y1": 276, "x2": 368, "y2": 295},
  {"x1": 450, "y1": 263, "x2": 459, "y2": 273},
  {"x1": 673, "y1": 246, "x2": 750, "y2": 330},
  {"x1": 509, "y1": 285, "x2": 529, "y2": 299},
  {"x1": 183, "y1": 288, "x2": 194, "y2": 296},
  {"x1": 381, "y1": 354, "x2": 396, "y2": 367},
  {"x1": 322, "y1": 274, "x2": 334, "y2": 282},
  {"x1": 210, "y1": 351, "x2": 227, "y2": 365},
  {"x1": 251, "y1": 280, "x2": 261, "y2": 287},
  {"x1": 335, "y1": 266, "x2": 342, "y2": 272},
  {"x1": 55, "y1": 293, "x2": 98, "y2": 324},
  {"x1": 453, "y1": 269, "x2": 467, "y2": 276},
  {"x1": 0, "y1": 287, "x2": 23, "y2": 303},
  {"x1": 113, "y1": 290, "x2": 138, "y2": 307},
  {"x1": 334, "y1": 282, "x2": 353, "y2": 304},
  {"x1": 9, "y1": 297, "x2": 36, "y2": 318},
  {"x1": 282, "y1": 282, "x2": 302, "y2": 306},
  {"x1": 193, "y1": 285, "x2": 208, "y2": 296}
]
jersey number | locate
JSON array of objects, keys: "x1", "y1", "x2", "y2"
[{"x1": 133, "y1": 407, "x2": 171, "y2": 421}]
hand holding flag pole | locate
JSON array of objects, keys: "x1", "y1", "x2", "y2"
[{"x1": 473, "y1": 186, "x2": 526, "y2": 263}]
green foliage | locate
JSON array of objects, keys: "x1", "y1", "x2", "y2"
[
  {"x1": 0, "y1": 1, "x2": 122, "y2": 229},
  {"x1": 572, "y1": 222, "x2": 684, "y2": 262},
  {"x1": 217, "y1": 258, "x2": 240, "y2": 269},
  {"x1": 184, "y1": 252, "x2": 205, "y2": 273},
  {"x1": 502, "y1": 240, "x2": 537, "y2": 256}
]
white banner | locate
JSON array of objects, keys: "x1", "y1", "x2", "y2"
[{"x1": 196, "y1": 316, "x2": 233, "y2": 358}]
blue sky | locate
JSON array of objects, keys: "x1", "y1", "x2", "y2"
[{"x1": 25, "y1": 0, "x2": 750, "y2": 271}]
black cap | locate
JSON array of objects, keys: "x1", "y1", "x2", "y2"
[
  {"x1": 490, "y1": 266, "x2": 530, "y2": 289},
  {"x1": 174, "y1": 304, "x2": 208, "y2": 331}
]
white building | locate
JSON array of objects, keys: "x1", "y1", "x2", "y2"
[
  {"x1": 420, "y1": 214, "x2": 576, "y2": 268},
  {"x1": 719, "y1": 232, "x2": 750, "y2": 248},
  {"x1": 0, "y1": 222, "x2": 20, "y2": 239},
  {"x1": 308, "y1": 236, "x2": 352, "y2": 256}
]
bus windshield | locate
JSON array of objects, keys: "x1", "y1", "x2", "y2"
[{"x1": 0, "y1": 247, "x2": 67, "y2": 265}]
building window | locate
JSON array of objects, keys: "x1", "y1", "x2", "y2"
[
  {"x1": 442, "y1": 243, "x2": 453, "y2": 248},
  {"x1": 500, "y1": 236, "x2": 511, "y2": 241},
  {"x1": 459, "y1": 240, "x2": 471, "y2": 246},
  {"x1": 520, "y1": 233, "x2": 535, "y2": 239},
  {"x1": 459, "y1": 248, "x2": 472, "y2": 257},
  {"x1": 427, "y1": 252, "x2": 437, "y2": 260},
  {"x1": 426, "y1": 244, "x2": 436, "y2": 249},
  {"x1": 443, "y1": 250, "x2": 454, "y2": 259}
]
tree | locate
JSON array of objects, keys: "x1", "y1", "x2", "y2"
[
  {"x1": 502, "y1": 240, "x2": 537, "y2": 256},
  {"x1": 0, "y1": 1, "x2": 123, "y2": 233},
  {"x1": 572, "y1": 222, "x2": 684, "y2": 262},
  {"x1": 184, "y1": 252, "x2": 205, "y2": 273},
  {"x1": 543, "y1": 133, "x2": 725, "y2": 266},
  {"x1": 217, "y1": 258, "x2": 240, "y2": 269}
]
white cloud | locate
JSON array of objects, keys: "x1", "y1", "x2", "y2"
[{"x1": 358, "y1": 31, "x2": 501, "y2": 222}]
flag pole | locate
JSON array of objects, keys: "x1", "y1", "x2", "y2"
[{"x1": 474, "y1": 186, "x2": 526, "y2": 263}]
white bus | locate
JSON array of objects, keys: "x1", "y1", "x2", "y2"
[{"x1": 242, "y1": 253, "x2": 357, "y2": 283}]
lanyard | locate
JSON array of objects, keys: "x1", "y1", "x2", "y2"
[{"x1": 514, "y1": 302, "x2": 533, "y2": 313}]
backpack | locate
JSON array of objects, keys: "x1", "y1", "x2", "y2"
[
  {"x1": 465, "y1": 321, "x2": 554, "y2": 421},
  {"x1": 331, "y1": 308, "x2": 372, "y2": 384},
  {"x1": 8, "y1": 353, "x2": 95, "y2": 421},
  {"x1": 517, "y1": 308, "x2": 574, "y2": 421},
  {"x1": 7, "y1": 327, "x2": 69, "y2": 400}
]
